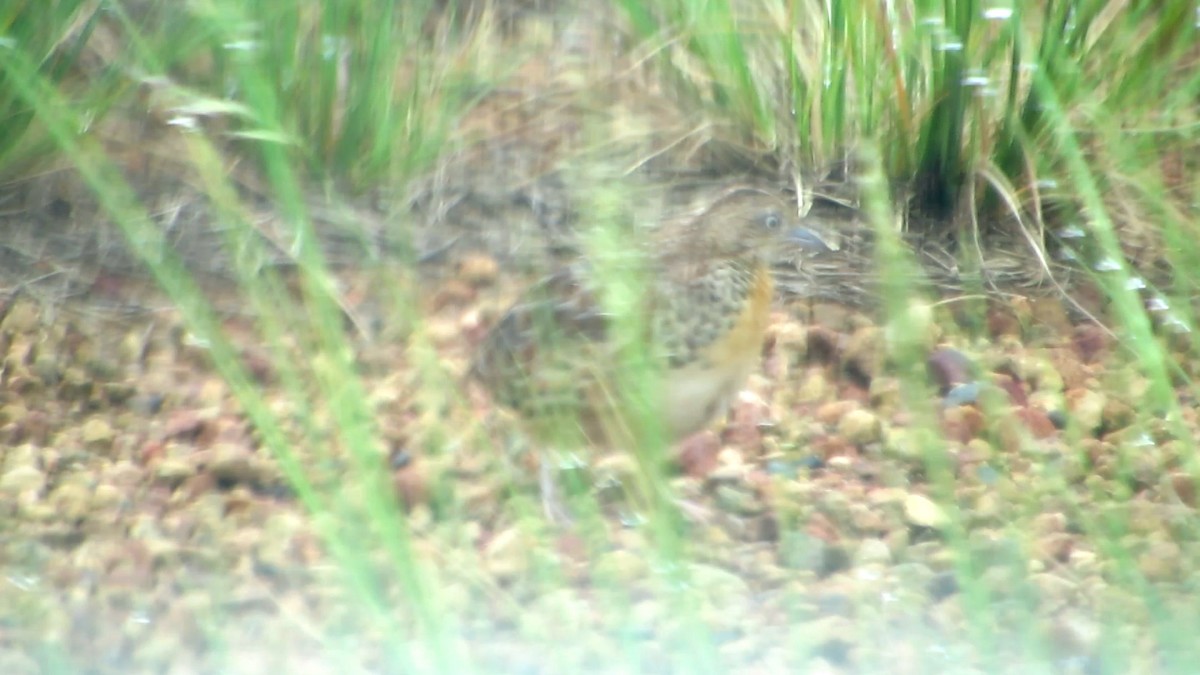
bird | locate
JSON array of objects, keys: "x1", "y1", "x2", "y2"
[{"x1": 470, "y1": 185, "x2": 831, "y2": 520}]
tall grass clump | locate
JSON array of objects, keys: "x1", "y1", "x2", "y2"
[
  {"x1": 616, "y1": 1, "x2": 1198, "y2": 229},
  {"x1": 0, "y1": 1, "x2": 120, "y2": 169}
]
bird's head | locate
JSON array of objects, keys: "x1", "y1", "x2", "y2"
[{"x1": 686, "y1": 187, "x2": 833, "y2": 262}]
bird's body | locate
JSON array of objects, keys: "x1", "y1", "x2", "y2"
[
  {"x1": 471, "y1": 186, "x2": 828, "y2": 511},
  {"x1": 653, "y1": 260, "x2": 774, "y2": 439}
]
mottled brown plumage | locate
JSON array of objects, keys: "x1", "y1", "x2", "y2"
[{"x1": 472, "y1": 187, "x2": 829, "y2": 453}]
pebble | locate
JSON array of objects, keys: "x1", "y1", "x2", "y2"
[
  {"x1": 155, "y1": 459, "x2": 195, "y2": 486},
  {"x1": 855, "y1": 538, "x2": 892, "y2": 566},
  {"x1": 0, "y1": 465, "x2": 44, "y2": 493},
  {"x1": 838, "y1": 408, "x2": 882, "y2": 445},
  {"x1": 81, "y1": 417, "x2": 116, "y2": 450},
  {"x1": 904, "y1": 493, "x2": 948, "y2": 529}
]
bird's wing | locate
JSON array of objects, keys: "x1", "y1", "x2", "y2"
[{"x1": 471, "y1": 264, "x2": 619, "y2": 411}]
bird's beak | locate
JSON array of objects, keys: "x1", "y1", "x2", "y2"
[{"x1": 788, "y1": 227, "x2": 835, "y2": 253}]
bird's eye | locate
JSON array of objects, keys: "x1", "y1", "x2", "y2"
[{"x1": 761, "y1": 212, "x2": 782, "y2": 229}]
